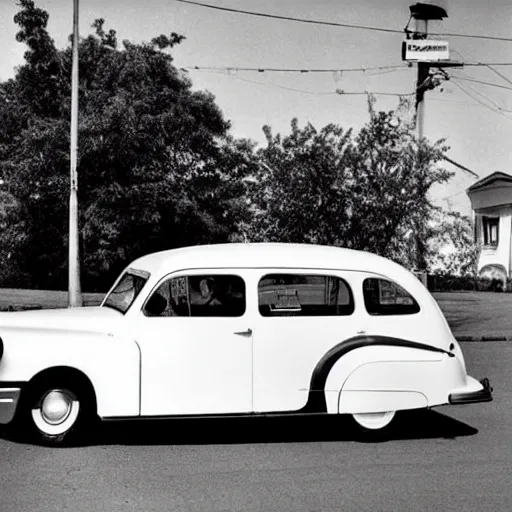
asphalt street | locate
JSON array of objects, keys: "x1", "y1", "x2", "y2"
[{"x1": 0, "y1": 342, "x2": 510, "y2": 512}]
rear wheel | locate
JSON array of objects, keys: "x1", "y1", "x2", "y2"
[{"x1": 352, "y1": 410, "x2": 396, "y2": 432}]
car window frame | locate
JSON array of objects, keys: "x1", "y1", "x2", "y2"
[
  {"x1": 102, "y1": 268, "x2": 150, "y2": 315},
  {"x1": 141, "y1": 270, "x2": 248, "y2": 318},
  {"x1": 257, "y1": 271, "x2": 355, "y2": 318},
  {"x1": 362, "y1": 276, "x2": 421, "y2": 316}
]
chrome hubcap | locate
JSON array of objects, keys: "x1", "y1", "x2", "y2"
[{"x1": 41, "y1": 390, "x2": 72, "y2": 425}]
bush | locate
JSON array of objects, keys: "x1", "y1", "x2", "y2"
[{"x1": 426, "y1": 273, "x2": 507, "y2": 292}]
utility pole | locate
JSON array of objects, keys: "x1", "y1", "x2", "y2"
[
  {"x1": 68, "y1": 0, "x2": 82, "y2": 307},
  {"x1": 409, "y1": 2, "x2": 447, "y2": 139},
  {"x1": 407, "y1": 2, "x2": 449, "y2": 275},
  {"x1": 403, "y1": 3, "x2": 467, "y2": 279}
]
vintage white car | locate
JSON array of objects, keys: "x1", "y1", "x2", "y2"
[{"x1": 0, "y1": 242, "x2": 493, "y2": 446}]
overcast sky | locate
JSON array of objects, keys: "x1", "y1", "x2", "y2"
[{"x1": 1, "y1": 0, "x2": 511, "y2": 217}]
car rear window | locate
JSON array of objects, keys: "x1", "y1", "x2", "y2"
[{"x1": 362, "y1": 278, "x2": 420, "y2": 315}]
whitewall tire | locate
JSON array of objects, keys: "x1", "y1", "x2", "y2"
[
  {"x1": 352, "y1": 411, "x2": 396, "y2": 431},
  {"x1": 21, "y1": 382, "x2": 94, "y2": 446},
  {"x1": 31, "y1": 389, "x2": 81, "y2": 438}
]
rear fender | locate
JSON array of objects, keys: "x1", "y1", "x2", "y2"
[{"x1": 324, "y1": 344, "x2": 445, "y2": 414}]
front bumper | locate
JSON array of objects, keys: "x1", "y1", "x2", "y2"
[
  {"x1": 449, "y1": 377, "x2": 493, "y2": 405},
  {"x1": 0, "y1": 385, "x2": 22, "y2": 424}
]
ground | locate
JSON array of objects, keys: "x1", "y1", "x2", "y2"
[{"x1": 0, "y1": 342, "x2": 509, "y2": 512}]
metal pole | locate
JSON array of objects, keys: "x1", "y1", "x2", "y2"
[{"x1": 68, "y1": 0, "x2": 82, "y2": 307}]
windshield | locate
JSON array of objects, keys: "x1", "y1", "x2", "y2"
[{"x1": 102, "y1": 269, "x2": 149, "y2": 314}]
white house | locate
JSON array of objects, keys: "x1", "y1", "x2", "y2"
[{"x1": 467, "y1": 171, "x2": 512, "y2": 287}]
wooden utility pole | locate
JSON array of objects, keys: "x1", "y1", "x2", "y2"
[
  {"x1": 404, "y1": 3, "x2": 468, "y2": 278},
  {"x1": 68, "y1": 0, "x2": 82, "y2": 307}
]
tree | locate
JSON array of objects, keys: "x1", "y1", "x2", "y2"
[
  {"x1": 246, "y1": 119, "x2": 353, "y2": 245},
  {"x1": 427, "y1": 210, "x2": 479, "y2": 276},
  {"x1": 346, "y1": 101, "x2": 452, "y2": 268},
  {"x1": 246, "y1": 99, "x2": 453, "y2": 268},
  {"x1": 0, "y1": 1, "x2": 254, "y2": 290}
]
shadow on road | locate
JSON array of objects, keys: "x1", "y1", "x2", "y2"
[
  {"x1": 2, "y1": 408, "x2": 479, "y2": 448},
  {"x1": 0, "y1": 409, "x2": 478, "y2": 448}
]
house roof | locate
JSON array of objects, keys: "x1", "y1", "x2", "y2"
[{"x1": 467, "y1": 171, "x2": 512, "y2": 192}]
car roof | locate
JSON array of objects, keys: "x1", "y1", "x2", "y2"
[{"x1": 127, "y1": 242, "x2": 412, "y2": 281}]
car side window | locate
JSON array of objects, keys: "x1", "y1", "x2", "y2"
[
  {"x1": 258, "y1": 273, "x2": 354, "y2": 317},
  {"x1": 143, "y1": 274, "x2": 246, "y2": 317},
  {"x1": 362, "y1": 278, "x2": 420, "y2": 315}
]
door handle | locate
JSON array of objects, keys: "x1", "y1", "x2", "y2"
[{"x1": 234, "y1": 328, "x2": 252, "y2": 337}]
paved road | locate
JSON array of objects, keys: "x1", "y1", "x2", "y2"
[{"x1": 0, "y1": 342, "x2": 510, "y2": 512}]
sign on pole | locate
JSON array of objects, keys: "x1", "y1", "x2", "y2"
[{"x1": 402, "y1": 39, "x2": 449, "y2": 61}]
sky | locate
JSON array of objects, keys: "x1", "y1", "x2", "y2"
[{"x1": 1, "y1": 0, "x2": 511, "y2": 217}]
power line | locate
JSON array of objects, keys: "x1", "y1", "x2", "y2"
[
  {"x1": 182, "y1": 65, "x2": 410, "y2": 73},
  {"x1": 173, "y1": 0, "x2": 512, "y2": 43},
  {"x1": 460, "y1": 81, "x2": 510, "y2": 113},
  {"x1": 182, "y1": 63, "x2": 512, "y2": 74},
  {"x1": 173, "y1": 0, "x2": 404, "y2": 34},
  {"x1": 195, "y1": 68, "x2": 414, "y2": 97},
  {"x1": 429, "y1": 32, "x2": 512, "y2": 43},
  {"x1": 450, "y1": 75, "x2": 512, "y2": 92},
  {"x1": 209, "y1": 72, "x2": 340, "y2": 95},
  {"x1": 480, "y1": 65, "x2": 512, "y2": 87},
  {"x1": 451, "y1": 80, "x2": 512, "y2": 121},
  {"x1": 464, "y1": 63, "x2": 512, "y2": 67},
  {"x1": 451, "y1": 48, "x2": 512, "y2": 89}
]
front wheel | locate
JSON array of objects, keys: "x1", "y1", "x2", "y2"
[{"x1": 20, "y1": 383, "x2": 93, "y2": 446}]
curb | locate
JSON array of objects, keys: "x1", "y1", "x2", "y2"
[{"x1": 455, "y1": 335, "x2": 511, "y2": 342}]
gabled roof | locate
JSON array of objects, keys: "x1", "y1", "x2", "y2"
[{"x1": 467, "y1": 171, "x2": 512, "y2": 192}]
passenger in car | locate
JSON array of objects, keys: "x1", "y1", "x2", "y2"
[{"x1": 190, "y1": 278, "x2": 222, "y2": 307}]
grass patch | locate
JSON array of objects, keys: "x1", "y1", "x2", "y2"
[
  {"x1": 432, "y1": 291, "x2": 512, "y2": 337},
  {"x1": 0, "y1": 289, "x2": 104, "y2": 310}
]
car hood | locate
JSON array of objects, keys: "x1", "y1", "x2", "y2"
[{"x1": 0, "y1": 306, "x2": 122, "y2": 334}]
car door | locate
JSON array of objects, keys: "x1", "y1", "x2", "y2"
[
  {"x1": 133, "y1": 269, "x2": 255, "y2": 416},
  {"x1": 251, "y1": 268, "x2": 363, "y2": 413}
]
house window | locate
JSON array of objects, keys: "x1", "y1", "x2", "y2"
[{"x1": 482, "y1": 216, "x2": 499, "y2": 247}]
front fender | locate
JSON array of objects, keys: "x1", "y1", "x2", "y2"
[{"x1": 0, "y1": 327, "x2": 141, "y2": 418}]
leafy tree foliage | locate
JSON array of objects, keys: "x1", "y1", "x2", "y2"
[
  {"x1": 246, "y1": 100, "x2": 453, "y2": 269},
  {"x1": 427, "y1": 210, "x2": 479, "y2": 276},
  {"x1": 0, "y1": 2, "x2": 461, "y2": 292},
  {"x1": 0, "y1": 1, "x2": 255, "y2": 290}
]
